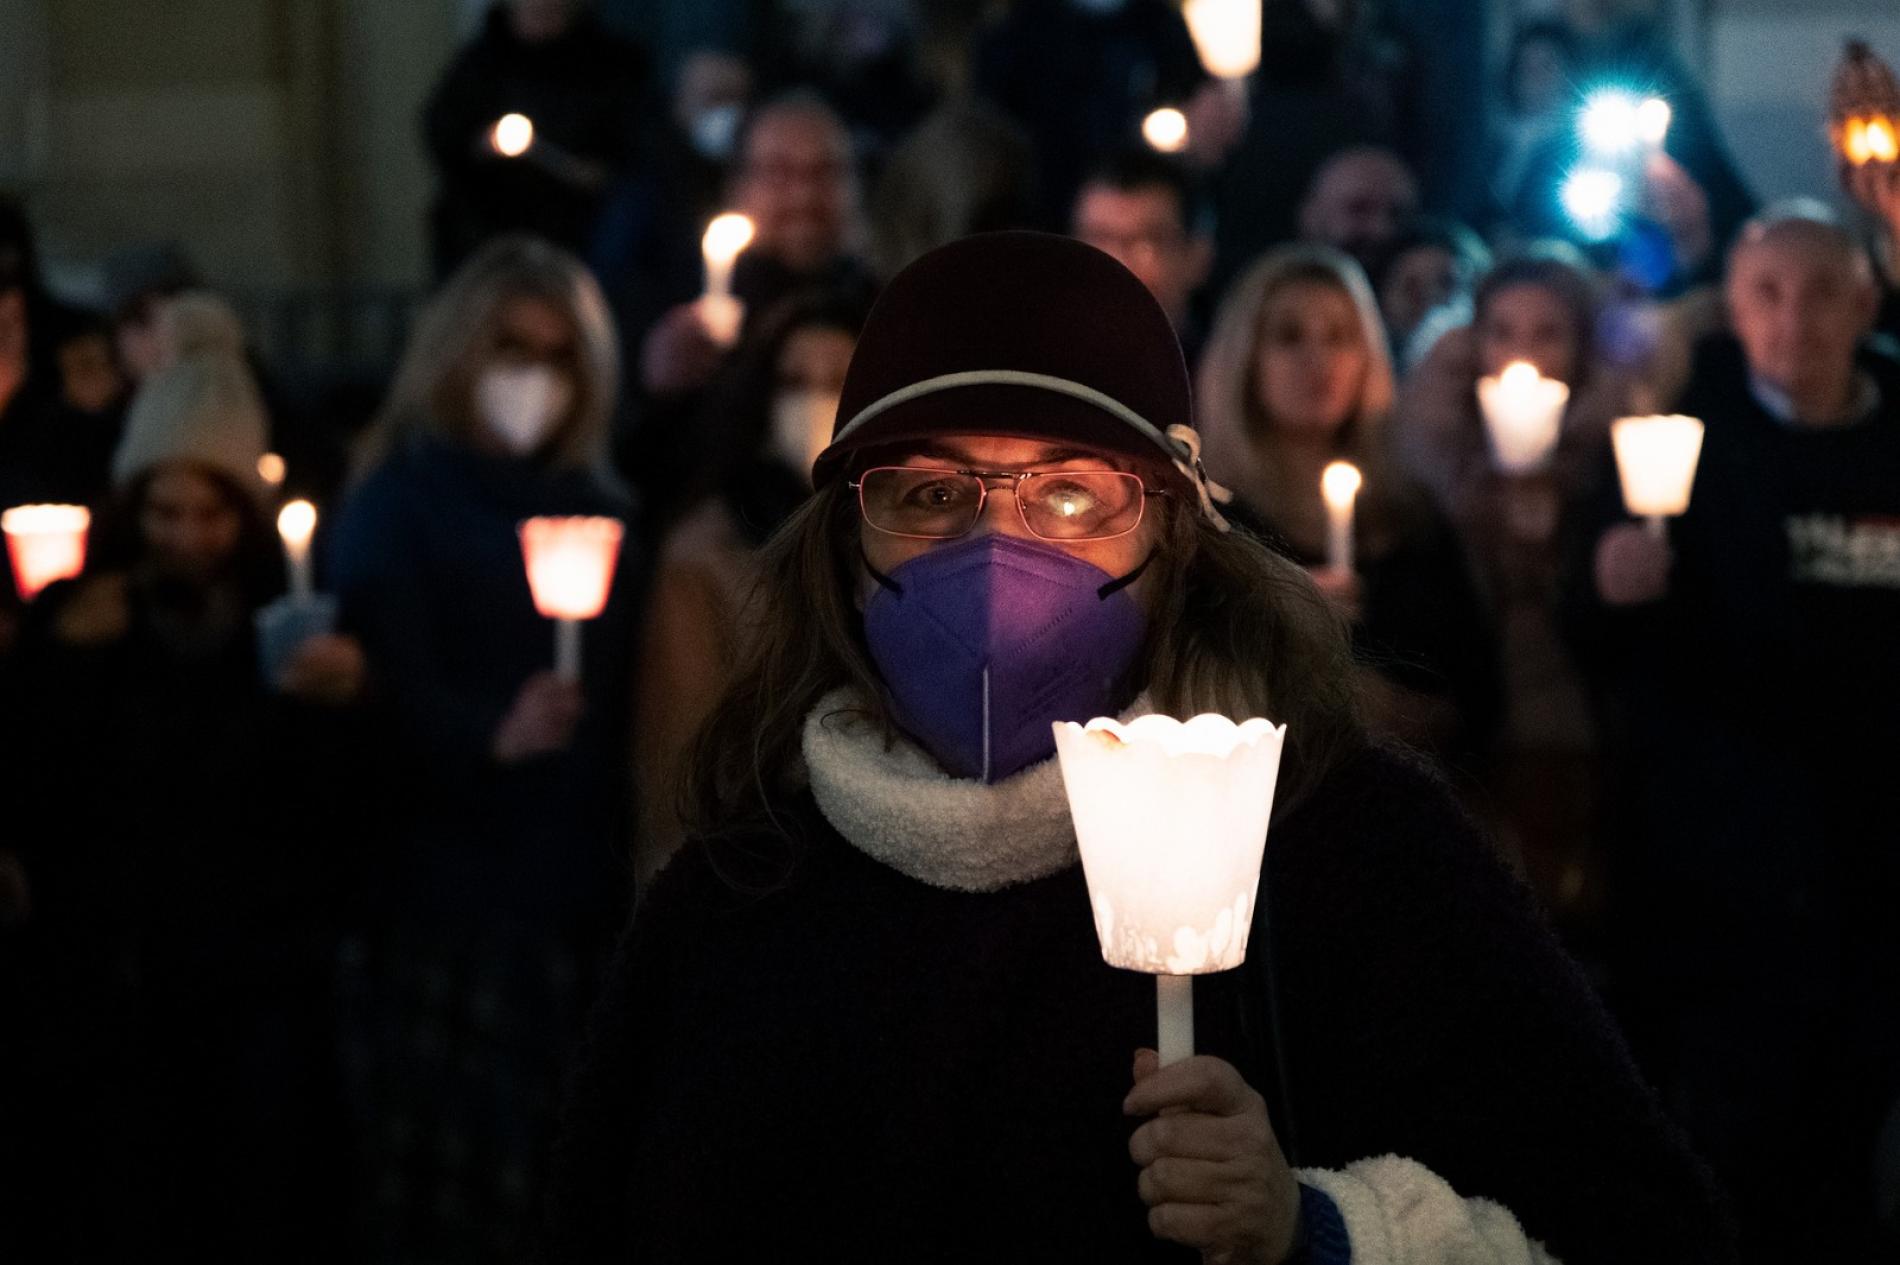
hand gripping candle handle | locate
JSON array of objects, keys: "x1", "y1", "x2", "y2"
[
  {"x1": 518, "y1": 516, "x2": 624, "y2": 682},
  {"x1": 1054, "y1": 714, "x2": 1288, "y2": 1067},
  {"x1": 1611, "y1": 415, "x2": 1704, "y2": 537}
]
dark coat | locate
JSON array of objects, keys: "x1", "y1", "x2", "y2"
[{"x1": 543, "y1": 745, "x2": 1733, "y2": 1263}]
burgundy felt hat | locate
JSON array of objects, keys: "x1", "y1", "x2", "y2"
[{"x1": 812, "y1": 231, "x2": 1222, "y2": 516}]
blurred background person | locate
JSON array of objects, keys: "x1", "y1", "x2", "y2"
[
  {"x1": 870, "y1": 98, "x2": 1037, "y2": 282},
  {"x1": 972, "y1": 0, "x2": 1207, "y2": 228},
  {"x1": 1394, "y1": 245, "x2": 1630, "y2": 929},
  {"x1": 1486, "y1": 21, "x2": 1580, "y2": 239},
  {"x1": 633, "y1": 286, "x2": 869, "y2": 883},
  {"x1": 424, "y1": 0, "x2": 652, "y2": 278},
  {"x1": 1574, "y1": 205, "x2": 1900, "y2": 1262},
  {"x1": 0, "y1": 293, "x2": 367, "y2": 1262},
  {"x1": 328, "y1": 236, "x2": 640, "y2": 1264},
  {"x1": 1197, "y1": 244, "x2": 1501, "y2": 765},
  {"x1": 628, "y1": 91, "x2": 873, "y2": 528},
  {"x1": 1296, "y1": 145, "x2": 1421, "y2": 280},
  {"x1": 1070, "y1": 148, "x2": 1216, "y2": 364},
  {"x1": 1373, "y1": 214, "x2": 1493, "y2": 370}
]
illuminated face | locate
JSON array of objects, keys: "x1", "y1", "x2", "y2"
[
  {"x1": 1072, "y1": 184, "x2": 1210, "y2": 326},
  {"x1": 1253, "y1": 281, "x2": 1371, "y2": 440},
  {"x1": 1726, "y1": 230, "x2": 1875, "y2": 404},
  {"x1": 734, "y1": 111, "x2": 856, "y2": 274},
  {"x1": 856, "y1": 435, "x2": 1162, "y2": 598},
  {"x1": 1478, "y1": 282, "x2": 1580, "y2": 383},
  {"x1": 140, "y1": 464, "x2": 244, "y2": 583}
]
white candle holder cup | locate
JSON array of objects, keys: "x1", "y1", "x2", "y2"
[
  {"x1": 1476, "y1": 364, "x2": 1570, "y2": 476},
  {"x1": 1054, "y1": 714, "x2": 1287, "y2": 1066},
  {"x1": 1611, "y1": 414, "x2": 1704, "y2": 534}
]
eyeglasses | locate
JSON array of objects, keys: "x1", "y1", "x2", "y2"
[{"x1": 850, "y1": 466, "x2": 1158, "y2": 542}]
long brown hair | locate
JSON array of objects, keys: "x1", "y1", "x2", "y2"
[{"x1": 679, "y1": 480, "x2": 1365, "y2": 883}]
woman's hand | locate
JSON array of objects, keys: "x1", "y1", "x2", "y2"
[
  {"x1": 1593, "y1": 522, "x2": 1673, "y2": 606},
  {"x1": 1306, "y1": 564, "x2": 1363, "y2": 624},
  {"x1": 276, "y1": 633, "x2": 367, "y2": 706},
  {"x1": 1125, "y1": 1049, "x2": 1301, "y2": 1265},
  {"x1": 492, "y1": 671, "x2": 585, "y2": 763}
]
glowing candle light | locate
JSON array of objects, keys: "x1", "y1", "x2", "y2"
[
  {"x1": 1054, "y1": 713, "x2": 1287, "y2": 1066},
  {"x1": 2, "y1": 504, "x2": 90, "y2": 602},
  {"x1": 1320, "y1": 460, "x2": 1362, "y2": 573},
  {"x1": 1611, "y1": 414, "x2": 1704, "y2": 536},
  {"x1": 1183, "y1": 0, "x2": 1261, "y2": 81},
  {"x1": 1830, "y1": 42, "x2": 1900, "y2": 167},
  {"x1": 257, "y1": 452, "x2": 287, "y2": 489},
  {"x1": 1476, "y1": 360, "x2": 1571, "y2": 475},
  {"x1": 518, "y1": 515, "x2": 623, "y2": 681},
  {"x1": 1142, "y1": 107, "x2": 1190, "y2": 154},
  {"x1": 698, "y1": 212, "x2": 756, "y2": 347},
  {"x1": 1869, "y1": 117, "x2": 1899, "y2": 164},
  {"x1": 491, "y1": 113, "x2": 535, "y2": 158},
  {"x1": 276, "y1": 499, "x2": 318, "y2": 599}
]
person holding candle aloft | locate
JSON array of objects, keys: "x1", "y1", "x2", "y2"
[
  {"x1": 545, "y1": 232, "x2": 1732, "y2": 1264},
  {"x1": 1572, "y1": 204, "x2": 1900, "y2": 1261},
  {"x1": 1391, "y1": 246, "x2": 1633, "y2": 921},
  {"x1": 328, "y1": 235, "x2": 639, "y2": 1262},
  {"x1": 1195, "y1": 244, "x2": 1500, "y2": 764},
  {"x1": 0, "y1": 315, "x2": 369, "y2": 1258}
]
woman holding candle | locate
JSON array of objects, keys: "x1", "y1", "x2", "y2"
[
  {"x1": 545, "y1": 232, "x2": 1732, "y2": 1263},
  {"x1": 328, "y1": 234, "x2": 640, "y2": 1261},
  {"x1": 1390, "y1": 246, "x2": 1632, "y2": 921},
  {"x1": 634, "y1": 286, "x2": 869, "y2": 883},
  {"x1": 1195, "y1": 244, "x2": 1499, "y2": 763},
  {"x1": 0, "y1": 310, "x2": 367, "y2": 1257}
]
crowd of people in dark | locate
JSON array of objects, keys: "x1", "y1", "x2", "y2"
[{"x1": 3, "y1": 0, "x2": 1899, "y2": 1261}]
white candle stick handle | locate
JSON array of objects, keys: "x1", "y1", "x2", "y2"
[
  {"x1": 1157, "y1": 973, "x2": 1195, "y2": 1068},
  {"x1": 555, "y1": 618, "x2": 582, "y2": 683},
  {"x1": 1644, "y1": 514, "x2": 1666, "y2": 539},
  {"x1": 289, "y1": 552, "x2": 313, "y2": 600}
]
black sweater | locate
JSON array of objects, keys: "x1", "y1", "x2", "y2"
[{"x1": 544, "y1": 745, "x2": 1733, "y2": 1262}]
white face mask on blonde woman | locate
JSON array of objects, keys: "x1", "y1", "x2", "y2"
[{"x1": 477, "y1": 363, "x2": 573, "y2": 455}]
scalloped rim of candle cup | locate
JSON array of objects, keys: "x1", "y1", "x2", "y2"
[{"x1": 1060, "y1": 712, "x2": 1286, "y2": 759}]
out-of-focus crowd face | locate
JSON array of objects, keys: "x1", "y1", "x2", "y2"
[
  {"x1": 734, "y1": 107, "x2": 859, "y2": 275},
  {"x1": 1252, "y1": 280, "x2": 1371, "y2": 440},
  {"x1": 1479, "y1": 282, "x2": 1581, "y2": 384},
  {"x1": 1378, "y1": 243, "x2": 1461, "y2": 349},
  {"x1": 140, "y1": 465, "x2": 244, "y2": 585},
  {"x1": 768, "y1": 322, "x2": 855, "y2": 477},
  {"x1": 1071, "y1": 184, "x2": 1211, "y2": 328},
  {"x1": 508, "y1": 0, "x2": 577, "y2": 45},
  {"x1": 1727, "y1": 225, "x2": 1879, "y2": 401},
  {"x1": 1299, "y1": 150, "x2": 1419, "y2": 268}
]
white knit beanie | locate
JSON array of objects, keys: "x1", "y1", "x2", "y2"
[{"x1": 111, "y1": 292, "x2": 271, "y2": 501}]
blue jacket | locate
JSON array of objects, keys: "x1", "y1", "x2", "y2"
[{"x1": 330, "y1": 433, "x2": 642, "y2": 927}]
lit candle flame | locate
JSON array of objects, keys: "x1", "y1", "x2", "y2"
[
  {"x1": 491, "y1": 113, "x2": 535, "y2": 158},
  {"x1": 701, "y1": 213, "x2": 756, "y2": 273},
  {"x1": 1142, "y1": 108, "x2": 1190, "y2": 154},
  {"x1": 1320, "y1": 460, "x2": 1363, "y2": 510},
  {"x1": 257, "y1": 452, "x2": 287, "y2": 487},
  {"x1": 1182, "y1": 0, "x2": 1262, "y2": 80},
  {"x1": 276, "y1": 499, "x2": 317, "y2": 550}
]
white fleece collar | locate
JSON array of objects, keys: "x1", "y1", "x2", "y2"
[{"x1": 802, "y1": 687, "x2": 1153, "y2": 893}]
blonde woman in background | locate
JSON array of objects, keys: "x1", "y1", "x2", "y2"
[
  {"x1": 1197, "y1": 244, "x2": 1500, "y2": 764},
  {"x1": 329, "y1": 235, "x2": 642, "y2": 1264}
]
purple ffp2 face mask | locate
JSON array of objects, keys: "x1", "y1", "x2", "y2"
[{"x1": 861, "y1": 533, "x2": 1150, "y2": 783}]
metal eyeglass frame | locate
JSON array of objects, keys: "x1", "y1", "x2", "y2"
[{"x1": 848, "y1": 465, "x2": 1165, "y2": 542}]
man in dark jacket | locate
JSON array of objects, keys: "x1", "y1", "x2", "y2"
[
  {"x1": 424, "y1": 0, "x2": 651, "y2": 277},
  {"x1": 1579, "y1": 204, "x2": 1900, "y2": 1262}
]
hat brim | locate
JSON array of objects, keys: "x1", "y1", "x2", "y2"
[{"x1": 811, "y1": 381, "x2": 1192, "y2": 493}]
